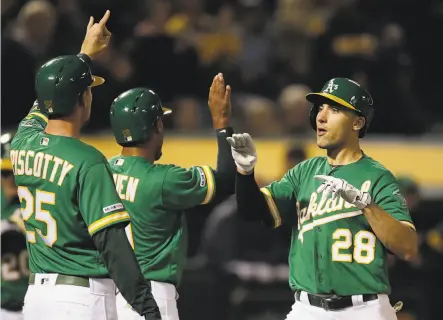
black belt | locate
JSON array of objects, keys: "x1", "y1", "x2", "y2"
[
  {"x1": 29, "y1": 273, "x2": 90, "y2": 288},
  {"x1": 295, "y1": 290, "x2": 378, "y2": 311}
]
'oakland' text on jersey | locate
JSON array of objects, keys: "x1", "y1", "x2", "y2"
[{"x1": 261, "y1": 155, "x2": 415, "y2": 295}]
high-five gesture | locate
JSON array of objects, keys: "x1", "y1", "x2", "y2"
[
  {"x1": 80, "y1": 10, "x2": 112, "y2": 59},
  {"x1": 208, "y1": 73, "x2": 231, "y2": 129},
  {"x1": 227, "y1": 133, "x2": 257, "y2": 174}
]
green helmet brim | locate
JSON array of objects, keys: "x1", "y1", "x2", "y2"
[{"x1": 305, "y1": 92, "x2": 360, "y2": 113}]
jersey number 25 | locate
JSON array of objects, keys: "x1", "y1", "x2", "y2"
[{"x1": 17, "y1": 187, "x2": 57, "y2": 247}]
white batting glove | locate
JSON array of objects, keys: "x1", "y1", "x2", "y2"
[
  {"x1": 226, "y1": 133, "x2": 257, "y2": 173},
  {"x1": 314, "y1": 175, "x2": 372, "y2": 209}
]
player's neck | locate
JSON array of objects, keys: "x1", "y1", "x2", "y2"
[
  {"x1": 121, "y1": 147, "x2": 156, "y2": 162},
  {"x1": 45, "y1": 119, "x2": 81, "y2": 139},
  {"x1": 326, "y1": 143, "x2": 363, "y2": 166}
]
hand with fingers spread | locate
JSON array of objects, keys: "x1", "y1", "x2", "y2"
[
  {"x1": 226, "y1": 133, "x2": 257, "y2": 174},
  {"x1": 314, "y1": 175, "x2": 372, "y2": 209},
  {"x1": 208, "y1": 73, "x2": 231, "y2": 129},
  {"x1": 80, "y1": 10, "x2": 112, "y2": 59}
]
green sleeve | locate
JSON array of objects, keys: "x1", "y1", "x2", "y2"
[
  {"x1": 78, "y1": 163, "x2": 130, "y2": 235},
  {"x1": 16, "y1": 101, "x2": 48, "y2": 137},
  {"x1": 261, "y1": 167, "x2": 299, "y2": 227},
  {"x1": 162, "y1": 165, "x2": 216, "y2": 210},
  {"x1": 373, "y1": 172, "x2": 415, "y2": 230}
]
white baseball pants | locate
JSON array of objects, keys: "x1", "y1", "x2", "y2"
[
  {"x1": 116, "y1": 280, "x2": 179, "y2": 320},
  {"x1": 285, "y1": 291, "x2": 398, "y2": 320},
  {"x1": 22, "y1": 273, "x2": 117, "y2": 320}
]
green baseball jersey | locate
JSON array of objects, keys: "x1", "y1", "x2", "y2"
[
  {"x1": 9, "y1": 103, "x2": 130, "y2": 277},
  {"x1": 1, "y1": 189, "x2": 28, "y2": 311},
  {"x1": 108, "y1": 155, "x2": 216, "y2": 286},
  {"x1": 261, "y1": 155, "x2": 415, "y2": 295}
]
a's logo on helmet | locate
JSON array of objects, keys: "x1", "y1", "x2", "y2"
[
  {"x1": 44, "y1": 100, "x2": 54, "y2": 113},
  {"x1": 323, "y1": 80, "x2": 339, "y2": 94},
  {"x1": 122, "y1": 129, "x2": 133, "y2": 142}
]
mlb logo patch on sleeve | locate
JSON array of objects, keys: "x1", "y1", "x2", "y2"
[
  {"x1": 103, "y1": 203, "x2": 124, "y2": 213},
  {"x1": 196, "y1": 167, "x2": 206, "y2": 187},
  {"x1": 115, "y1": 159, "x2": 125, "y2": 166},
  {"x1": 40, "y1": 137, "x2": 49, "y2": 146}
]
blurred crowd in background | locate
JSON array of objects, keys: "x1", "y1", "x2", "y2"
[
  {"x1": 2, "y1": 0, "x2": 443, "y2": 136},
  {"x1": 2, "y1": 0, "x2": 443, "y2": 319}
]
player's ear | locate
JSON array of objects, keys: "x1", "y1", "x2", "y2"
[
  {"x1": 353, "y1": 116, "x2": 365, "y2": 132},
  {"x1": 77, "y1": 93, "x2": 85, "y2": 108},
  {"x1": 155, "y1": 118, "x2": 164, "y2": 134}
]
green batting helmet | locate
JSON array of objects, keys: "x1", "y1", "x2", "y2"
[
  {"x1": 35, "y1": 55, "x2": 105, "y2": 117},
  {"x1": 306, "y1": 78, "x2": 374, "y2": 138},
  {"x1": 109, "y1": 88, "x2": 172, "y2": 146},
  {"x1": 0, "y1": 133, "x2": 13, "y2": 171}
]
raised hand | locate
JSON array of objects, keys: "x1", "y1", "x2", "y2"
[
  {"x1": 208, "y1": 73, "x2": 231, "y2": 129},
  {"x1": 80, "y1": 10, "x2": 112, "y2": 59},
  {"x1": 226, "y1": 133, "x2": 257, "y2": 174}
]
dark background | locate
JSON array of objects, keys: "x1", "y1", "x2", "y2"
[{"x1": 2, "y1": 0, "x2": 443, "y2": 319}]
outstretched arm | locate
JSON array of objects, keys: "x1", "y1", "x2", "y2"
[
  {"x1": 236, "y1": 170, "x2": 275, "y2": 226},
  {"x1": 229, "y1": 134, "x2": 298, "y2": 228},
  {"x1": 207, "y1": 73, "x2": 236, "y2": 202}
]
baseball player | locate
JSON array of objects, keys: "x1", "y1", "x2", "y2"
[
  {"x1": 1, "y1": 133, "x2": 28, "y2": 320},
  {"x1": 9, "y1": 11, "x2": 160, "y2": 320},
  {"x1": 107, "y1": 74, "x2": 236, "y2": 319},
  {"x1": 228, "y1": 78, "x2": 418, "y2": 320}
]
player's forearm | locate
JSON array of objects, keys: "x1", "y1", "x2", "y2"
[
  {"x1": 363, "y1": 203, "x2": 418, "y2": 261},
  {"x1": 92, "y1": 224, "x2": 160, "y2": 318},
  {"x1": 215, "y1": 127, "x2": 235, "y2": 173},
  {"x1": 235, "y1": 171, "x2": 274, "y2": 226},
  {"x1": 213, "y1": 127, "x2": 236, "y2": 197}
]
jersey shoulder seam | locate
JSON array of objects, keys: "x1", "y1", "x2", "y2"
[{"x1": 78, "y1": 161, "x2": 109, "y2": 176}]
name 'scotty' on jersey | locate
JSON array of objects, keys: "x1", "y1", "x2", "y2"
[{"x1": 9, "y1": 148, "x2": 74, "y2": 186}]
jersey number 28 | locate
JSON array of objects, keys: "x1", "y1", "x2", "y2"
[
  {"x1": 17, "y1": 187, "x2": 58, "y2": 247},
  {"x1": 332, "y1": 229, "x2": 376, "y2": 264}
]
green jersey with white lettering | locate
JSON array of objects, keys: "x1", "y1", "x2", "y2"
[
  {"x1": 261, "y1": 155, "x2": 415, "y2": 295},
  {"x1": 108, "y1": 155, "x2": 216, "y2": 286},
  {"x1": 9, "y1": 103, "x2": 130, "y2": 277}
]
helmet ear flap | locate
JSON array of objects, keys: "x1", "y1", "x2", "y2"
[
  {"x1": 358, "y1": 108, "x2": 374, "y2": 138},
  {"x1": 309, "y1": 105, "x2": 319, "y2": 132}
]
